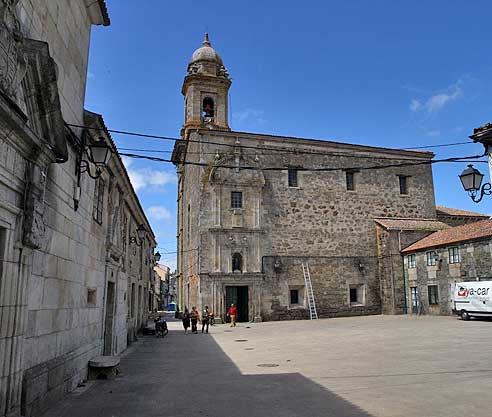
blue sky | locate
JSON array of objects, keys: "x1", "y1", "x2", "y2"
[{"x1": 85, "y1": 1, "x2": 492, "y2": 269}]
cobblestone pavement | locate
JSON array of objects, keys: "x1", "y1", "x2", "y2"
[{"x1": 42, "y1": 315, "x2": 492, "y2": 417}]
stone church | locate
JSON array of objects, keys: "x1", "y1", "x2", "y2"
[{"x1": 172, "y1": 35, "x2": 478, "y2": 322}]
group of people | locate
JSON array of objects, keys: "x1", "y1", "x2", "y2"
[
  {"x1": 181, "y1": 304, "x2": 238, "y2": 333},
  {"x1": 181, "y1": 306, "x2": 212, "y2": 334}
]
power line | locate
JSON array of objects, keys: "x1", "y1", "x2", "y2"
[
  {"x1": 119, "y1": 151, "x2": 486, "y2": 173},
  {"x1": 69, "y1": 123, "x2": 478, "y2": 159},
  {"x1": 116, "y1": 140, "x2": 475, "y2": 156},
  {"x1": 402, "y1": 141, "x2": 473, "y2": 150}
]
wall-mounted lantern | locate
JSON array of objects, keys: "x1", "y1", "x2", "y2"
[
  {"x1": 73, "y1": 134, "x2": 111, "y2": 211},
  {"x1": 130, "y1": 224, "x2": 147, "y2": 247},
  {"x1": 459, "y1": 164, "x2": 491, "y2": 203},
  {"x1": 154, "y1": 251, "x2": 161, "y2": 263}
]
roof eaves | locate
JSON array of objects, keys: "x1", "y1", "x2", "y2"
[
  {"x1": 200, "y1": 129, "x2": 435, "y2": 159},
  {"x1": 98, "y1": 0, "x2": 110, "y2": 26},
  {"x1": 402, "y1": 234, "x2": 492, "y2": 253}
]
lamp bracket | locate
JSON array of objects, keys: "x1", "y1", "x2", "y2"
[{"x1": 469, "y1": 182, "x2": 492, "y2": 203}]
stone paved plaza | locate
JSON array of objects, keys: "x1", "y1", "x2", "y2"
[{"x1": 42, "y1": 315, "x2": 492, "y2": 417}]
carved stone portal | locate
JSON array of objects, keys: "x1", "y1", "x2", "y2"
[
  {"x1": 0, "y1": 0, "x2": 27, "y2": 102},
  {"x1": 23, "y1": 161, "x2": 48, "y2": 249}
]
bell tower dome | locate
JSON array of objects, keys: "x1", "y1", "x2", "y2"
[{"x1": 182, "y1": 34, "x2": 231, "y2": 134}]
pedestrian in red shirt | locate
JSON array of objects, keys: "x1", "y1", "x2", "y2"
[{"x1": 227, "y1": 304, "x2": 237, "y2": 327}]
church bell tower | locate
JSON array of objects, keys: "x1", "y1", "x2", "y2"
[{"x1": 182, "y1": 34, "x2": 231, "y2": 135}]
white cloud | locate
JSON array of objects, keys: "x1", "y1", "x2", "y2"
[
  {"x1": 409, "y1": 81, "x2": 463, "y2": 114},
  {"x1": 233, "y1": 108, "x2": 266, "y2": 125},
  {"x1": 121, "y1": 156, "x2": 176, "y2": 191},
  {"x1": 148, "y1": 206, "x2": 172, "y2": 221},
  {"x1": 410, "y1": 99, "x2": 421, "y2": 111}
]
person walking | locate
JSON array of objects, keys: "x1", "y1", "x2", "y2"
[
  {"x1": 227, "y1": 304, "x2": 237, "y2": 327},
  {"x1": 201, "y1": 306, "x2": 210, "y2": 333},
  {"x1": 190, "y1": 306, "x2": 199, "y2": 334},
  {"x1": 182, "y1": 308, "x2": 190, "y2": 334}
]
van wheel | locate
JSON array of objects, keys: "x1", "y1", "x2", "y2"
[{"x1": 461, "y1": 310, "x2": 470, "y2": 321}]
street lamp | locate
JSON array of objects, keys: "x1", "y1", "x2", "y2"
[
  {"x1": 154, "y1": 251, "x2": 161, "y2": 263},
  {"x1": 459, "y1": 164, "x2": 491, "y2": 203},
  {"x1": 87, "y1": 137, "x2": 112, "y2": 167},
  {"x1": 73, "y1": 134, "x2": 112, "y2": 211},
  {"x1": 130, "y1": 224, "x2": 147, "y2": 246}
]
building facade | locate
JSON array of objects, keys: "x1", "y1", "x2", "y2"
[
  {"x1": 402, "y1": 219, "x2": 492, "y2": 316},
  {"x1": 0, "y1": 3, "x2": 156, "y2": 417},
  {"x1": 155, "y1": 264, "x2": 172, "y2": 310},
  {"x1": 173, "y1": 35, "x2": 446, "y2": 323}
]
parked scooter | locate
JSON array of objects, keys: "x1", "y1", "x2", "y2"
[{"x1": 154, "y1": 317, "x2": 169, "y2": 338}]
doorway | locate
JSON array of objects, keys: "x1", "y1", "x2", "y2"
[
  {"x1": 410, "y1": 286, "x2": 419, "y2": 314},
  {"x1": 225, "y1": 286, "x2": 249, "y2": 322},
  {"x1": 104, "y1": 281, "x2": 115, "y2": 355}
]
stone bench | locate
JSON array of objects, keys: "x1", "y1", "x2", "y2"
[{"x1": 88, "y1": 356, "x2": 120, "y2": 380}]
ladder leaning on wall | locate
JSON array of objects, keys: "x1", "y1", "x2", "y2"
[{"x1": 302, "y1": 262, "x2": 318, "y2": 320}]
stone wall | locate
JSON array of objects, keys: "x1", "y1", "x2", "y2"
[
  {"x1": 176, "y1": 128, "x2": 437, "y2": 321},
  {"x1": 404, "y1": 239, "x2": 492, "y2": 316},
  {"x1": 0, "y1": 3, "x2": 155, "y2": 417}
]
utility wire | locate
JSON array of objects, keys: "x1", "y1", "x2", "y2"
[
  {"x1": 117, "y1": 141, "x2": 475, "y2": 155},
  {"x1": 68, "y1": 123, "x2": 478, "y2": 158},
  {"x1": 118, "y1": 151, "x2": 486, "y2": 172}
]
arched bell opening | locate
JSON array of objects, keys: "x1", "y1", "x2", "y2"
[{"x1": 202, "y1": 97, "x2": 215, "y2": 121}]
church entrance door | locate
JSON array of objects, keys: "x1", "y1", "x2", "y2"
[{"x1": 225, "y1": 286, "x2": 249, "y2": 322}]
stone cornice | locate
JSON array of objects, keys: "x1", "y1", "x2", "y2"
[
  {"x1": 207, "y1": 228, "x2": 265, "y2": 234},
  {"x1": 200, "y1": 129, "x2": 435, "y2": 160}
]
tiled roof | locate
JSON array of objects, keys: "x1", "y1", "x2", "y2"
[
  {"x1": 436, "y1": 206, "x2": 488, "y2": 218},
  {"x1": 374, "y1": 218, "x2": 450, "y2": 231},
  {"x1": 402, "y1": 219, "x2": 492, "y2": 253}
]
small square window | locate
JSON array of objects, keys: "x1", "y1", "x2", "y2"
[
  {"x1": 448, "y1": 247, "x2": 460, "y2": 264},
  {"x1": 346, "y1": 171, "x2": 355, "y2": 191},
  {"x1": 290, "y1": 289, "x2": 299, "y2": 304},
  {"x1": 428, "y1": 285, "x2": 439, "y2": 305},
  {"x1": 408, "y1": 254, "x2": 416, "y2": 268},
  {"x1": 87, "y1": 288, "x2": 97, "y2": 306},
  {"x1": 426, "y1": 251, "x2": 437, "y2": 266},
  {"x1": 349, "y1": 285, "x2": 364, "y2": 305},
  {"x1": 288, "y1": 168, "x2": 298, "y2": 187},
  {"x1": 398, "y1": 175, "x2": 408, "y2": 195},
  {"x1": 231, "y1": 191, "x2": 243, "y2": 209}
]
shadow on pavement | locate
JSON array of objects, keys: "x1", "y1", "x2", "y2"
[{"x1": 41, "y1": 329, "x2": 373, "y2": 417}]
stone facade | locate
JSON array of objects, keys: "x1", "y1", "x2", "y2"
[
  {"x1": 155, "y1": 264, "x2": 173, "y2": 310},
  {"x1": 0, "y1": 3, "x2": 156, "y2": 417},
  {"x1": 402, "y1": 222, "x2": 492, "y2": 316},
  {"x1": 173, "y1": 35, "x2": 442, "y2": 323}
]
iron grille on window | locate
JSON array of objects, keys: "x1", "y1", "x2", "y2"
[
  {"x1": 448, "y1": 247, "x2": 460, "y2": 264},
  {"x1": 231, "y1": 191, "x2": 243, "y2": 208},
  {"x1": 428, "y1": 285, "x2": 439, "y2": 304},
  {"x1": 93, "y1": 177, "x2": 105, "y2": 224},
  {"x1": 408, "y1": 254, "x2": 416, "y2": 268},
  {"x1": 288, "y1": 168, "x2": 298, "y2": 187}
]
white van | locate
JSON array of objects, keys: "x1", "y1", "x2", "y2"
[{"x1": 453, "y1": 281, "x2": 492, "y2": 320}]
